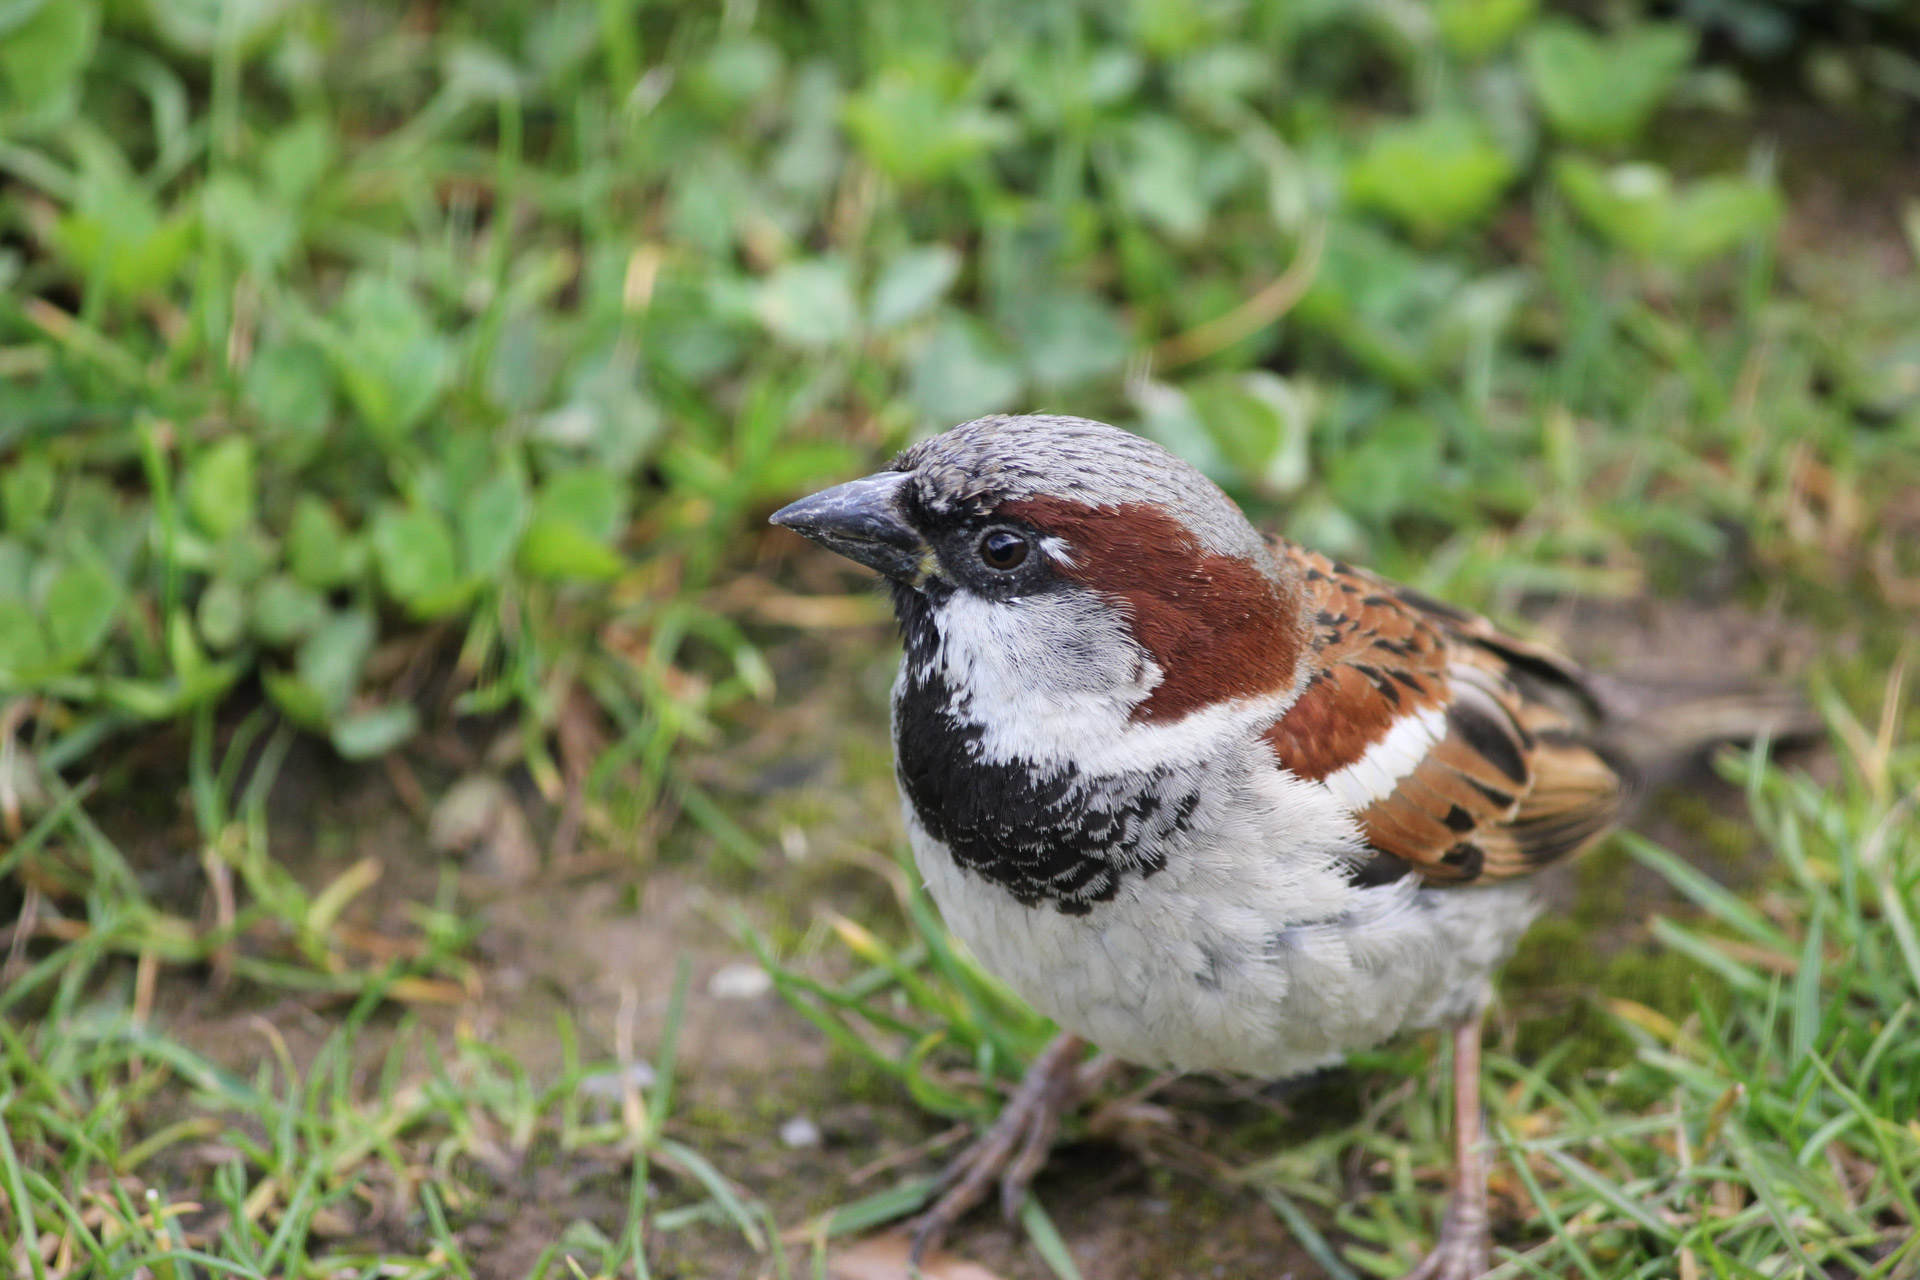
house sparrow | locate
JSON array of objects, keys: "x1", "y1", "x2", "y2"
[{"x1": 770, "y1": 414, "x2": 1807, "y2": 1279}]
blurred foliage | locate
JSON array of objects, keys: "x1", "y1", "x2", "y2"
[{"x1": 1, "y1": 0, "x2": 1917, "y2": 864}]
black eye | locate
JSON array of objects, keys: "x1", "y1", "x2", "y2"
[{"x1": 978, "y1": 529, "x2": 1029, "y2": 571}]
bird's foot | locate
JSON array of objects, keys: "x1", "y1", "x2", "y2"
[
  {"x1": 1400, "y1": 1189, "x2": 1491, "y2": 1280},
  {"x1": 908, "y1": 1032, "x2": 1087, "y2": 1267}
]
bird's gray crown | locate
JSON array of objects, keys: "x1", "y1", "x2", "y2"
[{"x1": 893, "y1": 414, "x2": 1272, "y2": 567}]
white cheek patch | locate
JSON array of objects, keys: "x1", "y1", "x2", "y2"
[
  {"x1": 933, "y1": 591, "x2": 1153, "y2": 733},
  {"x1": 924, "y1": 589, "x2": 1301, "y2": 776},
  {"x1": 1320, "y1": 704, "x2": 1446, "y2": 812}
]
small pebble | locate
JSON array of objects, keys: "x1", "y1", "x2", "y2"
[
  {"x1": 708, "y1": 961, "x2": 773, "y2": 1000},
  {"x1": 779, "y1": 824, "x2": 810, "y2": 861},
  {"x1": 778, "y1": 1115, "x2": 821, "y2": 1149}
]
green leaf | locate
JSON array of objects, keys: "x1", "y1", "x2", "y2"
[
  {"x1": 1348, "y1": 113, "x2": 1515, "y2": 240},
  {"x1": 145, "y1": 0, "x2": 287, "y2": 55},
  {"x1": 0, "y1": 600, "x2": 50, "y2": 682},
  {"x1": 443, "y1": 42, "x2": 523, "y2": 104},
  {"x1": 245, "y1": 340, "x2": 335, "y2": 446},
  {"x1": 0, "y1": 539, "x2": 30, "y2": 602},
  {"x1": 167, "y1": 606, "x2": 205, "y2": 681},
  {"x1": 1556, "y1": 158, "x2": 1781, "y2": 264},
  {"x1": 843, "y1": 66, "x2": 1014, "y2": 184},
  {"x1": 694, "y1": 36, "x2": 782, "y2": 107},
  {"x1": 533, "y1": 469, "x2": 624, "y2": 543},
  {"x1": 908, "y1": 316, "x2": 1023, "y2": 424},
  {"x1": 1009, "y1": 291, "x2": 1130, "y2": 388},
  {"x1": 1133, "y1": 381, "x2": 1229, "y2": 479},
  {"x1": 250, "y1": 574, "x2": 327, "y2": 646},
  {"x1": 0, "y1": 0, "x2": 97, "y2": 126},
  {"x1": 516, "y1": 516, "x2": 624, "y2": 583},
  {"x1": 0, "y1": 3, "x2": 48, "y2": 38},
  {"x1": 262, "y1": 117, "x2": 334, "y2": 202},
  {"x1": 1170, "y1": 44, "x2": 1270, "y2": 116},
  {"x1": 42, "y1": 559, "x2": 122, "y2": 666},
  {"x1": 459, "y1": 472, "x2": 528, "y2": 578},
  {"x1": 537, "y1": 348, "x2": 662, "y2": 476},
  {"x1": 261, "y1": 667, "x2": 328, "y2": 728},
  {"x1": 1129, "y1": 0, "x2": 1224, "y2": 56},
  {"x1": 741, "y1": 441, "x2": 865, "y2": 502},
  {"x1": 1324, "y1": 411, "x2": 1447, "y2": 524},
  {"x1": 1665, "y1": 176, "x2": 1784, "y2": 262},
  {"x1": 1188, "y1": 372, "x2": 1315, "y2": 496},
  {"x1": 1120, "y1": 116, "x2": 1209, "y2": 242},
  {"x1": 52, "y1": 136, "x2": 196, "y2": 302},
  {"x1": 1435, "y1": 0, "x2": 1536, "y2": 59},
  {"x1": 195, "y1": 575, "x2": 247, "y2": 651},
  {"x1": 330, "y1": 703, "x2": 420, "y2": 760},
  {"x1": 220, "y1": 524, "x2": 278, "y2": 586},
  {"x1": 200, "y1": 173, "x2": 297, "y2": 274},
  {"x1": 286, "y1": 496, "x2": 358, "y2": 589},
  {"x1": 0, "y1": 453, "x2": 56, "y2": 535},
  {"x1": 1523, "y1": 20, "x2": 1694, "y2": 147},
  {"x1": 768, "y1": 61, "x2": 842, "y2": 200},
  {"x1": 1556, "y1": 158, "x2": 1667, "y2": 256},
  {"x1": 371, "y1": 503, "x2": 461, "y2": 613},
  {"x1": 1295, "y1": 222, "x2": 1461, "y2": 390},
  {"x1": 186, "y1": 437, "x2": 256, "y2": 540},
  {"x1": 869, "y1": 245, "x2": 961, "y2": 330},
  {"x1": 294, "y1": 609, "x2": 374, "y2": 716},
  {"x1": 100, "y1": 658, "x2": 242, "y2": 720},
  {"x1": 753, "y1": 258, "x2": 858, "y2": 350},
  {"x1": 328, "y1": 275, "x2": 453, "y2": 446}
]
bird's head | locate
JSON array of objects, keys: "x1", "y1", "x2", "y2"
[{"x1": 771, "y1": 415, "x2": 1310, "y2": 763}]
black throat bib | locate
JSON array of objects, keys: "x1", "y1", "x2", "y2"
[{"x1": 890, "y1": 590, "x2": 1200, "y2": 915}]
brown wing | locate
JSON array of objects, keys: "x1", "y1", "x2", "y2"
[{"x1": 1264, "y1": 544, "x2": 1626, "y2": 886}]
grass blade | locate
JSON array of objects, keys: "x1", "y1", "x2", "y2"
[
  {"x1": 1257, "y1": 1184, "x2": 1362, "y2": 1280},
  {"x1": 1018, "y1": 1194, "x2": 1087, "y2": 1280}
]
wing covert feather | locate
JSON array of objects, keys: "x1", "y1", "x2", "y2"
[{"x1": 1263, "y1": 544, "x2": 1625, "y2": 886}]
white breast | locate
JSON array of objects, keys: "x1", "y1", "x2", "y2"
[{"x1": 907, "y1": 737, "x2": 1540, "y2": 1078}]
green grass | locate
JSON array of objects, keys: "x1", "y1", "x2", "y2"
[
  {"x1": 3, "y1": 0, "x2": 1919, "y2": 1273},
  {"x1": 0, "y1": 944, "x2": 787, "y2": 1278}
]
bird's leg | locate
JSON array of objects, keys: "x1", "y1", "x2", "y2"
[
  {"x1": 909, "y1": 1031, "x2": 1087, "y2": 1266},
  {"x1": 1403, "y1": 1014, "x2": 1492, "y2": 1280}
]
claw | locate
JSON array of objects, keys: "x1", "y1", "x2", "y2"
[
  {"x1": 908, "y1": 1032, "x2": 1086, "y2": 1266},
  {"x1": 1401, "y1": 1198, "x2": 1491, "y2": 1280},
  {"x1": 999, "y1": 1088, "x2": 1063, "y2": 1222}
]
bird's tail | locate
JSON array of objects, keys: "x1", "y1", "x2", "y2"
[{"x1": 1586, "y1": 673, "x2": 1823, "y2": 787}]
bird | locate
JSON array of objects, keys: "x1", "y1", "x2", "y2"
[{"x1": 768, "y1": 413, "x2": 1809, "y2": 1279}]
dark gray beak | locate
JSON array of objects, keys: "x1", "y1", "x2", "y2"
[{"x1": 768, "y1": 470, "x2": 931, "y2": 585}]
